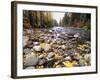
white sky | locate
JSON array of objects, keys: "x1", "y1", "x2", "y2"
[{"x1": 52, "y1": 12, "x2": 65, "y2": 23}]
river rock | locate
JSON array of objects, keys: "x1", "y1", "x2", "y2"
[
  {"x1": 44, "y1": 59, "x2": 55, "y2": 68},
  {"x1": 44, "y1": 44, "x2": 51, "y2": 51},
  {"x1": 49, "y1": 30, "x2": 53, "y2": 33},
  {"x1": 71, "y1": 53, "x2": 81, "y2": 61},
  {"x1": 33, "y1": 42, "x2": 39, "y2": 45},
  {"x1": 64, "y1": 56, "x2": 72, "y2": 61},
  {"x1": 23, "y1": 48, "x2": 32, "y2": 54},
  {"x1": 46, "y1": 40, "x2": 51, "y2": 44},
  {"x1": 24, "y1": 52, "x2": 39, "y2": 67},
  {"x1": 39, "y1": 54, "x2": 44, "y2": 59},
  {"x1": 84, "y1": 54, "x2": 91, "y2": 62},
  {"x1": 38, "y1": 58, "x2": 46, "y2": 65},
  {"x1": 74, "y1": 33, "x2": 79, "y2": 38},
  {"x1": 26, "y1": 40, "x2": 34, "y2": 48},
  {"x1": 23, "y1": 36, "x2": 29, "y2": 47},
  {"x1": 61, "y1": 45, "x2": 66, "y2": 49},
  {"x1": 54, "y1": 55, "x2": 63, "y2": 60},
  {"x1": 65, "y1": 49, "x2": 76, "y2": 54},
  {"x1": 47, "y1": 52, "x2": 55, "y2": 58},
  {"x1": 79, "y1": 59, "x2": 86, "y2": 66},
  {"x1": 33, "y1": 45, "x2": 42, "y2": 52},
  {"x1": 27, "y1": 40, "x2": 33, "y2": 45}
]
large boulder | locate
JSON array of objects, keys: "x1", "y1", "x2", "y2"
[{"x1": 24, "y1": 52, "x2": 39, "y2": 67}]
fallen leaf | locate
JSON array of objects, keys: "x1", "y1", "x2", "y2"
[{"x1": 63, "y1": 61, "x2": 73, "y2": 68}]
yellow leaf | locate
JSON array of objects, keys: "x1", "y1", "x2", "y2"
[
  {"x1": 40, "y1": 43, "x2": 46, "y2": 48},
  {"x1": 63, "y1": 61, "x2": 73, "y2": 68}
]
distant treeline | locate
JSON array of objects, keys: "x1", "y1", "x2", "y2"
[
  {"x1": 60, "y1": 13, "x2": 91, "y2": 29},
  {"x1": 23, "y1": 10, "x2": 91, "y2": 29}
]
